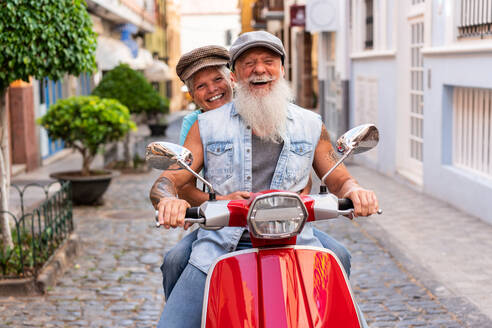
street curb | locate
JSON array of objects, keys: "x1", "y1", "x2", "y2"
[{"x1": 0, "y1": 233, "x2": 80, "y2": 297}]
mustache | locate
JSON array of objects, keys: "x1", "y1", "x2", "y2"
[{"x1": 248, "y1": 74, "x2": 275, "y2": 83}]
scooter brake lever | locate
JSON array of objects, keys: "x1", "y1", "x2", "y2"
[
  {"x1": 153, "y1": 210, "x2": 205, "y2": 228},
  {"x1": 338, "y1": 208, "x2": 383, "y2": 217}
]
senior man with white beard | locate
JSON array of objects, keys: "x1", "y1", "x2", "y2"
[
  {"x1": 152, "y1": 31, "x2": 378, "y2": 328},
  {"x1": 158, "y1": 45, "x2": 354, "y2": 304}
]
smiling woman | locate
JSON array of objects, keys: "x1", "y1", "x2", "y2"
[
  {"x1": 187, "y1": 66, "x2": 232, "y2": 111},
  {"x1": 175, "y1": 45, "x2": 233, "y2": 145}
]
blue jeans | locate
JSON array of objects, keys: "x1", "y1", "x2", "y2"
[
  {"x1": 160, "y1": 227, "x2": 351, "y2": 300},
  {"x1": 157, "y1": 263, "x2": 206, "y2": 328},
  {"x1": 161, "y1": 230, "x2": 199, "y2": 300}
]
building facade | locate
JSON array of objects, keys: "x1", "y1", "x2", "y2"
[
  {"x1": 242, "y1": 0, "x2": 318, "y2": 110},
  {"x1": 347, "y1": 0, "x2": 492, "y2": 224},
  {"x1": 166, "y1": 0, "x2": 186, "y2": 112},
  {"x1": 145, "y1": 0, "x2": 172, "y2": 100}
]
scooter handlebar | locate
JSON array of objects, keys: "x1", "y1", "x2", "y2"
[
  {"x1": 337, "y1": 198, "x2": 383, "y2": 215},
  {"x1": 154, "y1": 207, "x2": 205, "y2": 227},
  {"x1": 185, "y1": 207, "x2": 202, "y2": 218},
  {"x1": 338, "y1": 198, "x2": 354, "y2": 210}
]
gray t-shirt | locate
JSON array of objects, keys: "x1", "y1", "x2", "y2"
[
  {"x1": 241, "y1": 134, "x2": 284, "y2": 242},
  {"x1": 252, "y1": 134, "x2": 284, "y2": 192}
]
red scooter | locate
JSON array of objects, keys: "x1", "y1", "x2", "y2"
[{"x1": 146, "y1": 124, "x2": 380, "y2": 328}]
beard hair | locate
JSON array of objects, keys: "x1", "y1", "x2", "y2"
[{"x1": 234, "y1": 75, "x2": 294, "y2": 143}]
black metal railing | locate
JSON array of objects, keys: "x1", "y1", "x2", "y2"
[{"x1": 0, "y1": 181, "x2": 73, "y2": 278}]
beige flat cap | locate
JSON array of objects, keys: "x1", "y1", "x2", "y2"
[{"x1": 176, "y1": 45, "x2": 230, "y2": 82}]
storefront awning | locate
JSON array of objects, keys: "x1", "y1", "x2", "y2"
[
  {"x1": 144, "y1": 59, "x2": 171, "y2": 82},
  {"x1": 131, "y1": 47, "x2": 153, "y2": 70},
  {"x1": 96, "y1": 36, "x2": 161, "y2": 74},
  {"x1": 96, "y1": 36, "x2": 134, "y2": 71}
]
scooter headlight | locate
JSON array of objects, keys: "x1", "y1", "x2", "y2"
[{"x1": 247, "y1": 192, "x2": 308, "y2": 239}]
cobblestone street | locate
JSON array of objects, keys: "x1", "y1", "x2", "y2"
[{"x1": 1, "y1": 121, "x2": 491, "y2": 327}]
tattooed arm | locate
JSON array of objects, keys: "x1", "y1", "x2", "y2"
[
  {"x1": 150, "y1": 176, "x2": 178, "y2": 208},
  {"x1": 150, "y1": 122, "x2": 205, "y2": 229},
  {"x1": 313, "y1": 124, "x2": 379, "y2": 217}
]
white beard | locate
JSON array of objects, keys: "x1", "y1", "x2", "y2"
[{"x1": 234, "y1": 76, "x2": 294, "y2": 143}]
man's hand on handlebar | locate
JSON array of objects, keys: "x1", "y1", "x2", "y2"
[
  {"x1": 343, "y1": 187, "x2": 379, "y2": 218},
  {"x1": 157, "y1": 198, "x2": 191, "y2": 229}
]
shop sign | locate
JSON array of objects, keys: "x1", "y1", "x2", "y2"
[{"x1": 290, "y1": 5, "x2": 306, "y2": 27}]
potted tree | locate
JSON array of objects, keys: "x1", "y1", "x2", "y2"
[
  {"x1": 38, "y1": 96, "x2": 136, "y2": 205},
  {"x1": 91, "y1": 64, "x2": 169, "y2": 164}
]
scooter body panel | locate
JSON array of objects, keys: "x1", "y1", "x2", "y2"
[{"x1": 202, "y1": 247, "x2": 361, "y2": 328}]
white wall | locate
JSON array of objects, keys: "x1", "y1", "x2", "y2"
[
  {"x1": 181, "y1": 15, "x2": 241, "y2": 53},
  {"x1": 423, "y1": 53, "x2": 492, "y2": 224},
  {"x1": 180, "y1": 0, "x2": 240, "y2": 54}
]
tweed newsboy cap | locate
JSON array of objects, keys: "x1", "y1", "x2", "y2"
[
  {"x1": 176, "y1": 45, "x2": 230, "y2": 82},
  {"x1": 230, "y1": 31, "x2": 286, "y2": 69}
]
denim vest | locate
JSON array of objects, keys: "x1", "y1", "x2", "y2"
[{"x1": 189, "y1": 102, "x2": 323, "y2": 273}]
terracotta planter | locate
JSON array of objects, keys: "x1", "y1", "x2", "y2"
[{"x1": 50, "y1": 170, "x2": 119, "y2": 205}]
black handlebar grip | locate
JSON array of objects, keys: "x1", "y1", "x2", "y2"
[
  {"x1": 338, "y1": 198, "x2": 354, "y2": 210},
  {"x1": 185, "y1": 207, "x2": 203, "y2": 218}
]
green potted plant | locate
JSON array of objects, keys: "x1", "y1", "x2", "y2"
[
  {"x1": 38, "y1": 96, "x2": 136, "y2": 205},
  {"x1": 91, "y1": 64, "x2": 170, "y2": 162}
]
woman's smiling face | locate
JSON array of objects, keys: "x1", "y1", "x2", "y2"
[{"x1": 190, "y1": 67, "x2": 233, "y2": 111}]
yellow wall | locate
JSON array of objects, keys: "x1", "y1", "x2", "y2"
[
  {"x1": 238, "y1": 0, "x2": 256, "y2": 33},
  {"x1": 145, "y1": 26, "x2": 167, "y2": 99},
  {"x1": 166, "y1": 0, "x2": 185, "y2": 112},
  {"x1": 144, "y1": 0, "x2": 168, "y2": 99},
  {"x1": 145, "y1": 27, "x2": 167, "y2": 59}
]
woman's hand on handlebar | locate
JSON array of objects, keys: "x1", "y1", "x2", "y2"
[
  {"x1": 216, "y1": 191, "x2": 251, "y2": 201},
  {"x1": 157, "y1": 197, "x2": 191, "y2": 229}
]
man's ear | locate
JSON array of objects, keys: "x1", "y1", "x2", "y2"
[
  {"x1": 281, "y1": 65, "x2": 285, "y2": 77},
  {"x1": 230, "y1": 71, "x2": 237, "y2": 83}
]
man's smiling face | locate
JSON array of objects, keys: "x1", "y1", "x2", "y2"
[
  {"x1": 232, "y1": 48, "x2": 284, "y2": 95},
  {"x1": 190, "y1": 66, "x2": 232, "y2": 111}
]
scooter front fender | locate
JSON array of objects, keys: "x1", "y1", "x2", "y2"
[{"x1": 202, "y1": 246, "x2": 362, "y2": 328}]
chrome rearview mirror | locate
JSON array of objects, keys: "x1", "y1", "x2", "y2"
[
  {"x1": 336, "y1": 124, "x2": 379, "y2": 155},
  {"x1": 145, "y1": 141, "x2": 193, "y2": 170},
  {"x1": 145, "y1": 141, "x2": 215, "y2": 195},
  {"x1": 321, "y1": 124, "x2": 379, "y2": 187}
]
